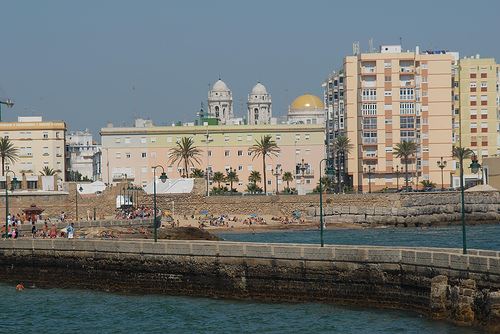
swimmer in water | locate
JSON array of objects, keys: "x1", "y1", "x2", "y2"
[{"x1": 16, "y1": 283, "x2": 24, "y2": 291}]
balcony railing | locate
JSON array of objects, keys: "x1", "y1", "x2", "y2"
[{"x1": 362, "y1": 137, "x2": 377, "y2": 145}]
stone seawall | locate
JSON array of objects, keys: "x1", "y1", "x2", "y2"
[{"x1": 0, "y1": 240, "x2": 499, "y2": 331}]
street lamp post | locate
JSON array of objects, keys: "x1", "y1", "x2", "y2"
[
  {"x1": 318, "y1": 158, "x2": 333, "y2": 247},
  {"x1": 152, "y1": 165, "x2": 168, "y2": 242},
  {"x1": 299, "y1": 158, "x2": 307, "y2": 195},
  {"x1": 271, "y1": 166, "x2": 282, "y2": 195},
  {"x1": 470, "y1": 155, "x2": 482, "y2": 186},
  {"x1": 392, "y1": 165, "x2": 401, "y2": 190},
  {"x1": 4, "y1": 171, "x2": 17, "y2": 238},
  {"x1": 0, "y1": 99, "x2": 14, "y2": 122},
  {"x1": 363, "y1": 166, "x2": 375, "y2": 193},
  {"x1": 437, "y1": 157, "x2": 447, "y2": 191},
  {"x1": 75, "y1": 185, "x2": 83, "y2": 221}
]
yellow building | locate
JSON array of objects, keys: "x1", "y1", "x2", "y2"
[
  {"x1": 344, "y1": 45, "x2": 455, "y2": 192},
  {"x1": 455, "y1": 56, "x2": 500, "y2": 187},
  {"x1": 0, "y1": 116, "x2": 66, "y2": 190}
]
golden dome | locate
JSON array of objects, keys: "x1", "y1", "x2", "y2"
[{"x1": 290, "y1": 94, "x2": 324, "y2": 111}]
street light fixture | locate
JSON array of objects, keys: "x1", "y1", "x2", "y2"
[
  {"x1": 271, "y1": 166, "x2": 282, "y2": 195},
  {"x1": 4, "y1": 171, "x2": 17, "y2": 238},
  {"x1": 319, "y1": 158, "x2": 334, "y2": 247},
  {"x1": 0, "y1": 98, "x2": 14, "y2": 122},
  {"x1": 363, "y1": 166, "x2": 375, "y2": 193},
  {"x1": 152, "y1": 165, "x2": 168, "y2": 242},
  {"x1": 75, "y1": 185, "x2": 83, "y2": 221},
  {"x1": 392, "y1": 165, "x2": 401, "y2": 190},
  {"x1": 437, "y1": 157, "x2": 447, "y2": 191},
  {"x1": 470, "y1": 155, "x2": 482, "y2": 185},
  {"x1": 299, "y1": 158, "x2": 307, "y2": 195}
]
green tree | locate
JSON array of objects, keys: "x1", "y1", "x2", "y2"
[
  {"x1": 453, "y1": 146, "x2": 474, "y2": 192},
  {"x1": 225, "y1": 168, "x2": 239, "y2": 193},
  {"x1": 282, "y1": 171, "x2": 294, "y2": 190},
  {"x1": 248, "y1": 135, "x2": 280, "y2": 194},
  {"x1": 246, "y1": 182, "x2": 262, "y2": 194},
  {"x1": 420, "y1": 180, "x2": 436, "y2": 189},
  {"x1": 191, "y1": 168, "x2": 205, "y2": 178},
  {"x1": 40, "y1": 166, "x2": 56, "y2": 176},
  {"x1": 334, "y1": 135, "x2": 353, "y2": 193},
  {"x1": 212, "y1": 171, "x2": 225, "y2": 189},
  {"x1": 394, "y1": 141, "x2": 417, "y2": 190},
  {"x1": 0, "y1": 137, "x2": 18, "y2": 176},
  {"x1": 168, "y1": 137, "x2": 202, "y2": 178},
  {"x1": 248, "y1": 170, "x2": 261, "y2": 186}
]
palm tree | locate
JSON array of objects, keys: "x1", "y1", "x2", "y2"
[
  {"x1": 248, "y1": 135, "x2": 280, "y2": 194},
  {"x1": 226, "y1": 168, "x2": 239, "y2": 193},
  {"x1": 191, "y1": 168, "x2": 205, "y2": 178},
  {"x1": 0, "y1": 137, "x2": 18, "y2": 176},
  {"x1": 248, "y1": 170, "x2": 261, "y2": 185},
  {"x1": 212, "y1": 171, "x2": 225, "y2": 189},
  {"x1": 394, "y1": 141, "x2": 417, "y2": 190},
  {"x1": 168, "y1": 137, "x2": 202, "y2": 178},
  {"x1": 282, "y1": 171, "x2": 294, "y2": 190},
  {"x1": 40, "y1": 166, "x2": 56, "y2": 176},
  {"x1": 334, "y1": 135, "x2": 353, "y2": 193},
  {"x1": 453, "y1": 146, "x2": 474, "y2": 190}
]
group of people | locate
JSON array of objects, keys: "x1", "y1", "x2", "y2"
[
  {"x1": 29, "y1": 222, "x2": 75, "y2": 239},
  {"x1": 271, "y1": 216, "x2": 305, "y2": 225},
  {"x1": 115, "y1": 206, "x2": 157, "y2": 220},
  {"x1": 198, "y1": 214, "x2": 238, "y2": 228},
  {"x1": 243, "y1": 216, "x2": 267, "y2": 226}
]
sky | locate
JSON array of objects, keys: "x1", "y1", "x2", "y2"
[{"x1": 0, "y1": 0, "x2": 499, "y2": 138}]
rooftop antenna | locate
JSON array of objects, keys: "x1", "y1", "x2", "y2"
[
  {"x1": 399, "y1": 36, "x2": 403, "y2": 48},
  {"x1": 352, "y1": 41, "x2": 360, "y2": 55},
  {"x1": 368, "y1": 38, "x2": 374, "y2": 53}
]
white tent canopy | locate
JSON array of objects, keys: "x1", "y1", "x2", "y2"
[{"x1": 143, "y1": 178, "x2": 194, "y2": 194}]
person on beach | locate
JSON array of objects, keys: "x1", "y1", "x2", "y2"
[
  {"x1": 16, "y1": 283, "x2": 24, "y2": 291},
  {"x1": 31, "y1": 222, "x2": 37, "y2": 239},
  {"x1": 42, "y1": 222, "x2": 49, "y2": 238},
  {"x1": 66, "y1": 223, "x2": 75, "y2": 239},
  {"x1": 49, "y1": 223, "x2": 57, "y2": 238}
]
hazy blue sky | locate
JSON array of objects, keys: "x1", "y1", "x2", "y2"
[{"x1": 1, "y1": 0, "x2": 499, "y2": 136}]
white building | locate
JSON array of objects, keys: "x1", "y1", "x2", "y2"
[
  {"x1": 65, "y1": 130, "x2": 101, "y2": 181},
  {"x1": 207, "y1": 79, "x2": 233, "y2": 124},
  {"x1": 247, "y1": 82, "x2": 272, "y2": 125},
  {"x1": 287, "y1": 94, "x2": 325, "y2": 125}
]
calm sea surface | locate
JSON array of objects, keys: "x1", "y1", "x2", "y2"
[
  {"x1": 3, "y1": 225, "x2": 497, "y2": 333},
  {"x1": 217, "y1": 224, "x2": 500, "y2": 250}
]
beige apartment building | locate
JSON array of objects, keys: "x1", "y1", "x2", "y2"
[
  {"x1": 344, "y1": 45, "x2": 455, "y2": 192},
  {"x1": 0, "y1": 116, "x2": 66, "y2": 190},
  {"x1": 100, "y1": 119, "x2": 325, "y2": 194},
  {"x1": 454, "y1": 56, "x2": 500, "y2": 187}
]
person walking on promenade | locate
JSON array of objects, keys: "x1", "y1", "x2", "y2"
[
  {"x1": 49, "y1": 223, "x2": 57, "y2": 238},
  {"x1": 60, "y1": 211, "x2": 65, "y2": 223},
  {"x1": 42, "y1": 222, "x2": 49, "y2": 238},
  {"x1": 31, "y1": 222, "x2": 37, "y2": 239},
  {"x1": 66, "y1": 222, "x2": 75, "y2": 239}
]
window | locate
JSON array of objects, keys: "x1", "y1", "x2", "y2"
[
  {"x1": 480, "y1": 82, "x2": 488, "y2": 88},
  {"x1": 167, "y1": 137, "x2": 172, "y2": 143},
  {"x1": 421, "y1": 76, "x2": 428, "y2": 83},
  {"x1": 43, "y1": 132, "x2": 48, "y2": 139},
  {"x1": 385, "y1": 118, "x2": 392, "y2": 125},
  {"x1": 27, "y1": 181, "x2": 37, "y2": 190},
  {"x1": 384, "y1": 60, "x2": 391, "y2": 68},
  {"x1": 224, "y1": 150, "x2": 230, "y2": 157},
  {"x1": 385, "y1": 76, "x2": 391, "y2": 82},
  {"x1": 237, "y1": 150, "x2": 243, "y2": 156},
  {"x1": 400, "y1": 116, "x2": 415, "y2": 129},
  {"x1": 481, "y1": 109, "x2": 488, "y2": 115},
  {"x1": 295, "y1": 134, "x2": 300, "y2": 141},
  {"x1": 125, "y1": 137, "x2": 131, "y2": 144},
  {"x1": 400, "y1": 88, "x2": 414, "y2": 100},
  {"x1": 238, "y1": 165, "x2": 243, "y2": 171},
  {"x1": 362, "y1": 89, "x2": 376, "y2": 100},
  {"x1": 224, "y1": 136, "x2": 230, "y2": 142},
  {"x1": 151, "y1": 137, "x2": 156, "y2": 143},
  {"x1": 115, "y1": 153, "x2": 121, "y2": 159},
  {"x1": 400, "y1": 103, "x2": 415, "y2": 114},
  {"x1": 361, "y1": 103, "x2": 377, "y2": 115},
  {"x1": 470, "y1": 82, "x2": 477, "y2": 88},
  {"x1": 140, "y1": 137, "x2": 146, "y2": 144},
  {"x1": 141, "y1": 152, "x2": 147, "y2": 158},
  {"x1": 247, "y1": 165, "x2": 253, "y2": 171},
  {"x1": 470, "y1": 109, "x2": 477, "y2": 115},
  {"x1": 362, "y1": 117, "x2": 377, "y2": 129},
  {"x1": 400, "y1": 131, "x2": 415, "y2": 142},
  {"x1": 276, "y1": 134, "x2": 281, "y2": 141},
  {"x1": 305, "y1": 134, "x2": 310, "y2": 140},
  {"x1": 237, "y1": 136, "x2": 242, "y2": 141},
  {"x1": 384, "y1": 91, "x2": 392, "y2": 96},
  {"x1": 480, "y1": 95, "x2": 487, "y2": 101},
  {"x1": 247, "y1": 135, "x2": 253, "y2": 141},
  {"x1": 208, "y1": 150, "x2": 212, "y2": 157},
  {"x1": 115, "y1": 138, "x2": 121, "y2": 143},
  {"x1": 126, "y1": 153, "x2": 131, "y2": 159}
]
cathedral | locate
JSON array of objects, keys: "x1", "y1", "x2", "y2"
[{"x1": 207, "y1": 79, "x2": 273, "y2": 125}]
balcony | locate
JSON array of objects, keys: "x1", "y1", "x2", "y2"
[
  {"x1": 363, "y1": 152, "x2": 378, "y2": 160},
  {"x1": 362, "y1": 81, "x2": 376, "y2": 88},
  {"x1": 400, "y1": 67, "x2": 415, "y2": 74},
  {"x1": 112, "y1": 174, "x2": 135, "y2": 181},
  {"x1": 400, "y1": 80, "x2": 415, "y2": 87},
  {"x1": 362, "y1": 137, "x2": 377, "y2": 145},
  {"x1": 362, "y1": 67, "x2": 376, "y2": 74}
]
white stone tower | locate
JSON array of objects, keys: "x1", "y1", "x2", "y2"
[
  {"x1": 247, "y1": 82, "x2": 272, "y2": 125},
  {"x1": 208, "y1": 79, "x2": 233, "y2": 124}
]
